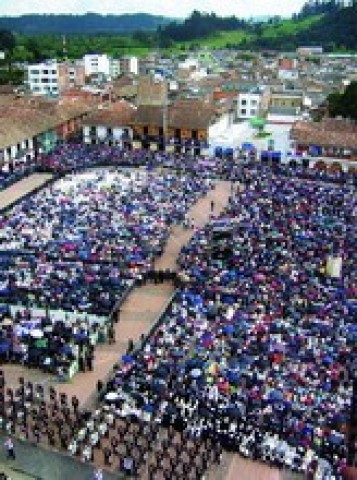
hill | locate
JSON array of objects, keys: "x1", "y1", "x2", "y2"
[
  {"x1": 161, "y1": 4, "x2": 357, "y2": 51},
  {"x1": 0, "y1": 13, "x2": 175, "y2": 35}
]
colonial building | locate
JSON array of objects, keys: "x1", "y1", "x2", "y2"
[
  {"x1": 131, "y1": 99, "x2": 228, "y2": 155},
  {"x1": 82, "y1": 101, "x2": 136, "y2": 148},
  {"x1": 290, "y1": 118, "x2": 357, "y2": 171},
  {"x1": 0, "y1": 96, "x2": 91, "y2": 167}
]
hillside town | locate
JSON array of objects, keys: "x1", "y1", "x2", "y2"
[{"x1": 0, "y1": 4, "x2": 356, "y2": 480}]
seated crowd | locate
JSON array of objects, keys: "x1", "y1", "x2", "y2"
[
  {"x1": 0, "y1": 306, "x2": 109, "y2": 377},
  {"x1": 94, "y1": 166, "x2": 355, "y2": 478},
  {"x1": 0, "y1": 157, "x2": 39, "y2": 194},
  {"x1": 0, "y1": 168, "x2": 211, "y2": 315}
]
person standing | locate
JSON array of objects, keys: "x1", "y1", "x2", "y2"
[
  {"x1": 4, "y1": 437, "x2": 15, "y2": 460},
  {"x1": 93, "y1": 468, "x2": 103, "y2": 480}
]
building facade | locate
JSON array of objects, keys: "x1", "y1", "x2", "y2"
[
  {"x1": 83, "y1": 54, "x2": 111, "y2": 77},
  {"x1": 26, "y1": 61, "x2": 59, "y2": 96}
]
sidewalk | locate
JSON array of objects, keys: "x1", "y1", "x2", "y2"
[
  {"x1": 0, "y1": 173, "x2": 53, "y2": 210},
  {"x1": 0, "y1": 433, "x2": 119, "y2": 480}
]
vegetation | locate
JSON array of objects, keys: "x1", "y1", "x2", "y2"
[
  {"x1": 327, "y1": 82, "x2": 357, "y2": 120},
  {"x1": 0, "y1": 13, "x2": 174, "y2": 35}
]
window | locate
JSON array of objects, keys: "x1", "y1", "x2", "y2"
[
  {"x1": 241, "y1": 99, "x2": 247, "y2": 105},
  {"x1": 107, "y1": 128, "x2": 113, "y2": 136},
  {"x1": 43, "y1": 69, "x2": 48, "y2": 74},
  {"x1": 251, "y1": 99, "x2": 257, "y2": 106},
  {"x1": 30, "y1": 69, "x2": 40, "y2": 75},
  {"x1": 240, "y1": 109, "x2": 247, "y2": 115},
  {"x1": 250, "y1": 109, "x2": 257, "y2": 116},
  {"x1": 25, "y1": 139, "x2": 29, "y2": 149}
]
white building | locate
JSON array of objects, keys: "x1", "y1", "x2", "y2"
[
  {"x1": 119, "y1": 56, "x2": 139, "y2": 76},
  {"x1": 26, "y1": 60, "x2": 59, "y2": 96},
  {"x1": 83, "y1": 54, "x2": 111, "y2": 77},
  {"x1": 237, "y1": 87, "x2": 269, "y2": 120}
]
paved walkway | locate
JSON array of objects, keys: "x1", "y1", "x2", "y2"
[{"x1": 0, "y1": 173, "x2": 53, "y2": 210}]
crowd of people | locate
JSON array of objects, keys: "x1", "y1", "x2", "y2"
[
  {"x1": 0, "y1": 143, "x2": 356, "y2": 479},
  {"x1": 95, "y1": 165, "x2": 355, "y2": 478},
  {"x1": 0, "y1": 371, "x2": 223, "y2": 479},
  {"x1": 0, "y1": 158, "x2": 39, "y2": 194},
  {"x1": 0, "y1": 306, "x2": 110, "y2": 378},
  {"x1": 0, "y1": 168, "x2": 211, "y2": 315}
]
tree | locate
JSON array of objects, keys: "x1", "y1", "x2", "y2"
[
  {"x1": 0, "y1": 29, "x2": 15, "y2": 52},
  {"x1": 327, "y1": 82, "x2": 357, "y2": 120}
]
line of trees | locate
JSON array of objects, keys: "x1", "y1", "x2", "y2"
[{"x1": 159, "y1": 10, "x2": 248, "y2": 43}]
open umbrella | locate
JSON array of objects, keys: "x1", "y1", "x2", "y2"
[
  {"x1": 105, "y1": 392, "x2": 119, "y2": 401},
  {"x1": 1, "y1": 318, "x2": 13, "y2": 326},
  {"x1": 121, "y1": 354, "x2": 134, "y2": 364},
  {"x1": 30, "y1": 329, "x2": 44, "y2": 338},
  {"x1": 190, "y1": 368, "x2": 202, "y2": 378}
]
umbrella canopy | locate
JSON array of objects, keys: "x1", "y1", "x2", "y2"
[
  {"x1": 30, "y1": 329, "x2": 44, "y2": 338},
  {"x1": 250, "y1": 117, "x2": 266, "y2": 129},
  {"x1": 190, "y1": 368, "x2": 202, "y2": 378},
  {"x1": 121, "y1": 354, "x2": 134, "y2": 364},
  {"x1": 105, "y1": 392, "x2": 119, "y2": 401},
  {"x1": 1, "y1": 317, "x2": 13, "y2": 326}
]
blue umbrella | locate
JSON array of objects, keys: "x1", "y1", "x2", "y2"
[
  {"x1": 223, "y1": 324, "x2": 234, "y2": 335},
  {"x1": 121, "y1": 354, "x2": 134, "y2": 364},
  {"x1": 269, "y1": 390, "x2": 284, "y2": 401}
]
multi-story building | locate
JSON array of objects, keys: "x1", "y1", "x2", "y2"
[
  {"x1": 237, "y1": 86, "x2": 270, "y2": 120},
  {"x1": 26, "y1": 60, "x2": 86, "y2": 96},
  {"x1": 119, "y1": 56, "x2": 139, "y2": 76},
  {"x1": 26, "y1": 60, "x2": 59, "y2": 96},
  {"x1": 83, "y1": 54, "x2": 111, "y2": 77},
  {"x1": 58, "y1": 61, "x2": 86, "y2": 92}
]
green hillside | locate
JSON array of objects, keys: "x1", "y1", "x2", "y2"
[{"x1": 260, "y1": 15, "x2": 323, "y2": 39}]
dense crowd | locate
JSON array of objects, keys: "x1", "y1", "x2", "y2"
[
  {"x1": 0, "y1": 144, "x2": 356, "y2": 479},
  {"x1": 96, "y1": 166, "x2": 355, "y2": 478},
  {"x1": 0, "y1": 305, "x2": 111, "y2": 378},
  {"x1": 0, "y1": 158, "x2": 39, "y2": 193},
  {"x1": 0, "y1": 168, "x2": 211, "y2": 315},
  {"x1": 0, "y1": 372, "x2": 223, "y2": 479}
]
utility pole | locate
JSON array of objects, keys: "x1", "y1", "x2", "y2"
[{"x1": 62, "y1": 35, "x2": 67, "y2": 61}]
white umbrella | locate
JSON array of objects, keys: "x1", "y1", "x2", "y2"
[
  {"x1": 30, "y1": 329, "x2": 44, "y2": 338},
  {"x1": 1, "y1": 318, "x2": 13, "y2": 326},
  {"x1": 105, "y1": 392, "x2": 119, "y2": 401}
]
